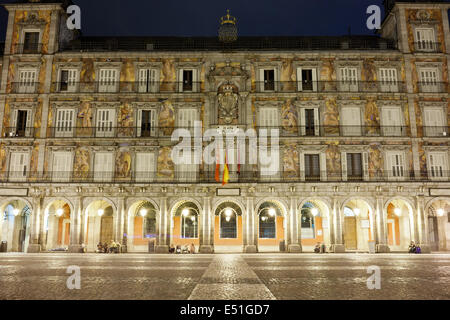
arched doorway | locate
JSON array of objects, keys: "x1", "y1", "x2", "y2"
[
  {"x1": 172, "y1": 201, "x2": 200, "y2": 249},
  {"x1": 84, "y1": 200, "x2": 115, "y2": 252},
  {"x1": 0, "y1": 200, "x2": 32, "y2": 252},
  {"x1": 299, "y1": 200, "x2": 331, "y2": 252},
  {"x1": 257, "y1": 201, "x2": 285, "y2": 252},
  {"x1": 44, "y1": 200, "x2": 71, "y2": 251},
  {"x1": 342, "y1": 199, "x2": 373, "y2": 251},
  {"x1": 214, "y1": 201, "x2": 243, "y2": 252},
  {"x1": 127, "y1": 201, "x2": 158, "y2": 252},
  {"x1": 385, "y1": 199, "x2": 414, "y2": 251},
  {"x1": 426, "y1": 199, "x2": 450, "y2": 251}
]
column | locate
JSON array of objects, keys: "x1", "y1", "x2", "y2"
[
  {"x1": 68, "y1": 197, "x2": 82, "y2": 253},
  {"x1": 156, "y1": 197, "x2": 169, "y2": 253},
  {"x1": 416, "y1": 196, "x2": 430, "y2": 253},
  {"x1": 121, "y1": 199, "x2": 128, "y2": 253},
  {"x1": 28, "y1": 196, "x2": 43, "y2": 253},
  {"x1": 116, "y1": 198, "x2": 126, "y2": 252},
  {"x1": 375, "y1": 197, "x2": 390, "y2": 253},
  {"x1": 244, "y1": 197, "x2": 257, "y2": 253},
  {"x1": 331, "y1": 198, "x2": 345, "y2": 252},
  {"x1": 200, "y1": 197, "x2": 213, "y2": 253},
  {"x1": 288, "y1": 197, "x2": 301, "y2": 252},
  {"x1": 78, "y1": 197, "x2": 86, "y2": 246}
]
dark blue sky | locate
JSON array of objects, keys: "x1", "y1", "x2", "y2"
[{"x1": 0, "y1": 0, "x2": 448, "y2": 39}]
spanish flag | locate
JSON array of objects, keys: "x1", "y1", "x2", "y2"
[
  {"x1": 215, "y1": 146, "x2": 221, "y2": 183},
  {"x1": 222, "y1": 152, "x2": 230, "y2": 186}
]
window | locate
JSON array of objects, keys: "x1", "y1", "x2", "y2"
[
  {"x1": 135, "y1": 152, "x2": 155, "y2": 183},
  {"x1": 59, "y1": 70, "x2": 78, "y2": 92},
  {"x1": 182, "y1": 213, "x2": 198, "y2": 239},
  {"x1": 18, "y1": 69, "x2": 37, "y2": 93},
  {"x1": 9, "y1": 152, "x2": 29, "y2": 182},
  {"x1": 178, "y1": 69, "x2": 198, "y2": 92},
  {"x1": 143, "y1": 214, "x2": 156, "y2": 237},
  {"x1": 386, "y1": 152, "x2": 406, "y2": 180},
  {"x1": 98, "y1": 69, "x2": 118, "y2": 93},
  {"x1": 259, "y1": 212, "x2": 276, "y2": 239},
  {"x1": 138, "y1": 69, "x2": 158, "y2": 93},
  {"x1": 177, "y1": 109, "x2": 197, "y2": 129},
  {"x1": 339, "y1": 67, "x2": 358, "y2": 92},
  {"x1": 381, "y1": 106, "x2": 403, "y2": 136},
  {"x1": 419, "y1": 68, "x2": 439, "y2": 93},
  {"x1": 23, "y1": 32, "x2": 39, "y2": 53},
  {"x1": 137, "y1": 109, "x2": 157, "y2": 137},
  {"x1": 259, "y1": 107, "x2": 279, "y2": 128},
  {"x1": 379, "y1": 68, "x2": 398, "y2": 92},
  {"x1": 341, "y1": 107, "x2": 362, "y2": 136},
  {"x1": 55, "y1": 109, "x2": 75, "y2": 138},
  {"x1": 415, "y1": 28, "x2": 436, "y2": 51},
  {"x1": 52, "y1": 152, "x2": 73, "y2": 182},
  {"x1": 424, "y1": 108, "x2": 447, "y2": 137},
  {"x1": 297, "y1": 68, "x2": 317, "y2": 92},
  {"x1": 428, "y1": 152, "x2": 447, "y2": 180},
  {"x1": 305, "y1": 154, "x2": 320, "y2": 181},
  {"x1": 259, "y1": 69, "x2": 277, "y2": 92},
  {"x1": 11, "y1": 109, "x2": 32, "y2": 137},
  {"x1": 96, "y1": 109, "x2": 115, "y2": 138},
  {"x1": 301, "y1": 209, "x2": 315, "y2": 239},
  {"x1": 94, "y1": 152, "x2": 114, "y2": 182},
  {"x1": 220, "y1": 210, "x2": 237, "y2": 239},
  {"x1": 300, "y1": 108, "x2": 319, "y2": 136},
  {"x1": 341, "y1": 150, "x2": 369, "y2": 181}
]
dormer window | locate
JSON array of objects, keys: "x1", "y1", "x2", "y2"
[
  {"x1": 22, "y1": 31, "x2": 40, "y2": 54},
  {"x1": 415, "y1": 28, "x2": 436, "y2": 52}
]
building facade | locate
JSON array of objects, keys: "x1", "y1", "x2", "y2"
[{"x1": 0, "y1": 0, "x2": 449, "y2": 254}]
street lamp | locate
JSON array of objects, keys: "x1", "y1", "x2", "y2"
[
  {"x1": 354, "y1": 208, "x2": 361, "y2": 216},
  {"x1": 140, "y1": 209, "x2": 148, "y2": 217},
  {"x1": 437, "y1": 209, "x2": 445, "y2": 217},
  {"x1": 98, "y1": 209, "x2": 104, "y2": 217},
  {"x1": 311, "y1": 208, "x2": 319, "y2": 217},
  {"x1": 268, "y1": 208, "x2": 276, "y2": 217},
  {"x1": 394, "y1": 208, "x2": 402, "y2": 217},
  {"x1": 56, "y1": 209, "x2": 64, "y2": 217},
  {"x1": 13, "y1": 208, "x2": 20, "y2": 216},
  {"x1": 182, "y1": 209, "x2": 190, "y2": 217}
]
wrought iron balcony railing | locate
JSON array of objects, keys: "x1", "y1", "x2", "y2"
[
  {"x1": 2, "y1": 127, "x2": 36, "y2": 138},
  {"x1": 421, "y1": 126, "x2": 449, "y2": 138},
  {"x1": 10, "y1": 82, "x2": 39, "y2": 94},
  {"x1": 50, "y1": 81, "x2": 203, "y2": 93},
  {"x1": 417, "y1": 81, "x2": 448, "y2": 93},
  {"x1": 254, "y1": 81, "x2": 407, "y2": 93},
  {"x1": 414, "y1": 42, "x2": 442, "y2": 53},
  {"x1": 2, "y1": 170, "x2": 449, "y2": 184},
  {"x1": 11, "y1": 43, "x2": 43, "y2": 54}
]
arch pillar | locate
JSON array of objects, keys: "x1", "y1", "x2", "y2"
[
  {"x1": 199, "y1": 197, "x2": 213, "y2": 253},
  {"x1": 244, "y1": 197, "x2": 257, "y2": 253},
  {"x1": 155, "y1": 197, "x2": 169, "y2": 253},
  {"x1": 416, "y1": 196, "x2": 430, "y2": 253},
  {"x1": 27, "y1": 196, "x2": 42, "y2": 253},
  {"x1": 375, "y1": 197, "x2": 390, "y2": 253},
  {"x1": 68, "y1": 197, "x2": 83, "y2": 253},
  {"x1": 331, "y1": 198, "x2": 345, "y2": 253},
  {"x1": 117, "y1": 198, "x2": 126, "y2": 252},
  {"x1": 288, "y1": 197, "x2": 301, "y2": 253}
]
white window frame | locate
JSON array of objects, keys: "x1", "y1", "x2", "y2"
[
  {"x1": 258, "y1": 106, "x2": 280, "y2": 129},
  {"x1": 423, "y1": 107, "x2": 447, "y2": 137},
  {"x1": 340, "y1": 106, "x2": 362, "y2": 136},
  {"x1": 385, "y1": 151, "x2": 407, "y2": 181},
  {"x1": 98, "y1": 68, "x2": 119, "y2": 93},
  {"x1": 138, "y1": 68, "x2": 160, "y2": 93},
  {"x1": 299, "y1": 146, "x2": 327, "y2": 182},
  {"x1": 297, "y1": 67, "x2": 318, "y2": 92},
  {"x1": 136, "y1": 108, "x2": 158, "y2": 137},
  {"x1": 178, "y1": 68, "x2": 199, "y2": 93},
  {"x1": 258, "y1": 68, "x2": 279, "y2": 92},
  {"x1": 17, "y1": 69, "x2": 37, "y2": 93},
  {"x1": 51, "y1": 151, "x2": 73, "y2": 182},
  {"x1": 135, "y1": 152, "x2": 156, "y2": 183},
  {"x1": 20, "y1": 28, "x2": 42, "y2": 53},
  {"x1": 426, "y1": 151, "x2": 449, "y2": 181},
  {"x1": 95, "y1": 108, "x2": 116, "y2": 138},
  {"x1": 418, "y1": 67, "x2": 440, "y2": 93},
  {"x1": 415, "y1": 27, "x2": 436, "y2": 51},
  {"x1": 379, "y1": 68, "x2": 398, "y2": 92},
  {"x1": 54, "y1": 108, "x2": 76, "y2": 138},
  {"x1": 58, "y1": 69, "x2": 79, "y2": 93},
  {"x1": 93, "y1": 152, "x2": 114, "y2": 183},
  {"x1": 380, "y1": 105, "x2": 404, "y2": 137},
  {"x1": 299, "y1": 107, "x2": 320, "y2": 136},
  {"x1": 340, "y1": 147, "x2": 369, "y2": 182},
  {"x1": 339, "y1": 67, "x2": 359, "y2": 92},
  {"x1": 10, "y1": 108, "x2": 33, "y2": 138},
  {"x1": 8, "y1": 151, "x2": 30, "y2": 182}
]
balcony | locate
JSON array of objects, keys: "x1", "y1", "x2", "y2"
[
  {"x1": 254, "y1": 126, "x2": 409, "y2": 137},
  {"x1": 422, "y1": 126, "x2": 449, "y2": 138},
  {"x1": 3, "y1": 127, "x2": 35, "y2": 138},
  {"x1": 418, "y1": 82, "x2": 448, "y2": 93},
  {"x1": 254, "y1": 81, "x2": 407, "y2": 93},
  {"x1": 2, "y1": 170, "x2": 448, "y2": 184},
  {"x1": 414, "y1": 42, "x2": 442, "y2": 53},
  {"x1": 50, "y1": 81, "x2": 202, "y2": 94},
  {"x1": 11, "y1": 43, "x2": 43, "y2": 54},
  {"x1": 11, "y1": 82, "x2": 38, "y2": 94}
]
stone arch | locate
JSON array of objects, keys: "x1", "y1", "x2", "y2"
[
  {"x1": 341, "y1": 197, "x2": 375, "y2": 215},
  {"x1": 169, "y1": 197, "x2": 203, "y2": 217},
  {"x1": 83, "y1": 197, "x2": 117, "y2": 216},
  {"x1": 383, "y1": 196, "x2": 415, "y2": 214},
  {"x1": 43, "y1": 197, "x2": 74, "y2": 215},
  {"x1": 298, "y1": 197, "x2": 332, "y2": 218},
  {"x1": 125, "y1": 197, "x2": 160, "y2": 215},
  {"x1": 425, "y1": 197, "x2": 450, "y2": 217},
  {"x1": 212, "y1": 197, "x2": 246, "y2": 215},
  {"x1": 0, "y1": 197, "x2": 33, "y2": 213},
  {"x1": 254, "y1": 198, "x2": 288, "y2": 216}
]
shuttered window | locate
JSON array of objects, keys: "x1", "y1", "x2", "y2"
[
  {"x1": 59, "y1": 69, "x2": 78, "y2": 92},
  {"x1": 177, "y1": 109, "x2": 197, "y2": 132},
  {"x1": 341, "y1": 107, "x2": 361, "y2": 136},
  {"x1": 94, "y1": 153, "x2": 114, "y2": 182},
  {"x1": 419, "y1": 68, "x2": 439, "y2": 93},
  {"x1": 96, "y1": 109, "x2": 115, "y2": 137},
  {"x1": 428, "y1": 153, "x2": 447, "y2": 180},
  {"x1": 52, "y1": 152, "x2": 73, "y2": 182},
  {"x1": 137, "y1": 109, "x2": 157, "y2": 137},
  {"x1": 9, "y1": 152, "x2": 29, "y2": 181},
  {"x1": 12, "y1": 109, "x2": 32, "y2": 137},
  {"x1": 339, "y1": 67, "x2": 358, "y2": 92},
  {"x1": 415, "y1": 28, "x2": 435, "y2": 51},
  {"x1": 379, "y1": 68, "x2": 398, "y2": 92},
  {"x1": 305, "y1": 154, "x2": 320, "y2": 181},
  {"x1": 381, "y1": 107, "x2": 402, "y2": 136},
  {"x1": 98, "y1": 69, "x2": 118, "y2": 92},
  {"x1": 55, "y1": 109, "x2": 75, "y2": 138},
  {"x1": 138, "y1": 69, "x2": 158, "y2": 93},
  {"x1": 135, "y1": 152, "x2": 155, "y2": 182},
  {"x1": 18, "y1": 69, "x2": 37, "y2": 93},
  {"x1": 300, "y1": 108, "x2": 320, "y2": 136},
  {"x1": 424, "y1": 108, "x2": 446, "y2": 137},
  {"x1": 387, "y1": 152, "x2": 406, "y2": 180},
  {"x1": 259, "y1": 107, "x2": 279, "y2": 128}
]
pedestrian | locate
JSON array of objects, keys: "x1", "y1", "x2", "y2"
[{"x1": 190, "y1": 243, "x2": 195, "y2": 254}]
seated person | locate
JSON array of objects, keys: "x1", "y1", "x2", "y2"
[
  {"x1": 169, "y1": 245, "x2": 175, "y2": 254},
  {"x1": 408, "y1": 241, "x2": 417, "y2": 253},
  {"x1": 314, "y1": 242, "x2": 321, "y2": 253},
  {"x1": 176, "y1": 245, "x2": 182, "y2": 254}
]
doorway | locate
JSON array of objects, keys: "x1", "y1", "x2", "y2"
[
  {"x1": 100, "y1": 216, "x2": 113, "y2": 244},
  {"x1": 428, "y1": 216, "x2": 439, "y2": 251},
  {"x1": 344, "y1": 217, "x2": 357, "y2": 250}
]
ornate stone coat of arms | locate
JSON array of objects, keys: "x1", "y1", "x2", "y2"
[{"x1": 218, "y1": 85, "x2": 239, "y2": 125}]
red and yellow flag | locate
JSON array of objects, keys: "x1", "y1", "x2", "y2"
[
  {"x1": 222, "y1": 152, "x2": 230, "y2": 186},
  {"x1": 215, "y1": 146, "x2": 221, "y2": 183}
]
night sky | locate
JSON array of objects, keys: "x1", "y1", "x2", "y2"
[{"x1": 0, "y1": 0, "x2": 448, "y2": 39}]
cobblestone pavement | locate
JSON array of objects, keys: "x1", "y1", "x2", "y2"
[{"x1": 0, "y1": 253, "x2": 449, "y2": 300}]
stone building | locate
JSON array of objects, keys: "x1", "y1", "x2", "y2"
[{"x1": 0, "y1": 0, "x2": 448, "y2": 254}]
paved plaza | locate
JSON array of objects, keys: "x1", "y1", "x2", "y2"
[{"x1": 0, "y1": 253, "x2": 449, "y2": 300}]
